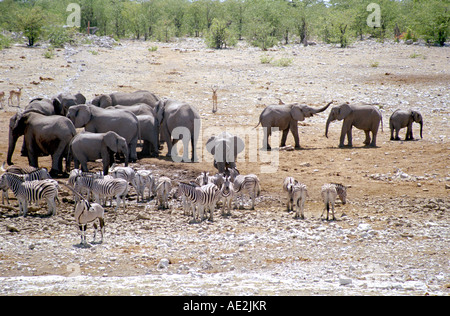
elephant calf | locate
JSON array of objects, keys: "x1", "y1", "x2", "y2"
[
  {"x1": 325, "y1": 103, "x2": 383, "y2": 148},
  {"x1": 389, "y1": 109, "x2": 423, "y2": 141},
  {"x1": 68, "y1": 131, "x2": 129, "y2": 175}
]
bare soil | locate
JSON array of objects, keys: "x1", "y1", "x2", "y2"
[{"x1": 0, "y1": 37, "x2": 448, "y2": 295}]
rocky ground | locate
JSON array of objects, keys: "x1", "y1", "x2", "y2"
[{"x1": 0, "y1": 36, "x2": 448, "y2": 295}]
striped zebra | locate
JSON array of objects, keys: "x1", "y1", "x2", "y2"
[
  {"x1": 220, "y1": 176, "x2": 235, "y2": 216},
  {"x1": 132, "y1": 170, "x2": 154, "y2": 202},
  {"x1": 283, "y1": 176, "x2": 298, "y2": 212},
  {"x1": 177, "y1": 182, "x2": 197, "y2": 217},
  {"x1": 72, "y1": 171, "x2": 103, "y2": 202},
  {"x1": 321, "y1": 183, "x2": 338, "y2": 221},
  {"x1": 91, "y1": 178, "x2": 128, "y2": 211},
  {"x1": 230, "y1": 168, "x2": 261, "y2": 210},
  {"x1": 156, "y1": 176, "x2": 172, "y2": 209},
  {"x1": 2, "y1": 173, "x2": 58, "y2": 216},
  {"x1": 178, "y1": 182, "x2": 221, "y2": 222},
  {"x1": 283, "y1": 177, "x2": 308, "y2": 219},
  {"x1": 109, "y1": 166, "x2": 135, "y2": 183}
]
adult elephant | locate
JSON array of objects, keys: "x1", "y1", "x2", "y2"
[
  {"x1": 325, "y1": 103, "x2": 383, "y2": 148},
  {"x1": 25, "y1": 92, "x2": 86, "y2": 116},
  {"x1": 206, "y1": 132, "x2": 245, "y2": 173},
  {"x1": 256, "y1": 101, "x2": 333, "y2": 150},
  {"x1": 92, "y1": 90, "x2": 160, "y2": 108},
  {"x1": 66, "y1": 105, "x2": 140, "y2": 162},
  {"x1": 137, "y1": 114, "x2": 159, "y2": 158},
  {"x1": 7, "y1": 110, "x2": 76, "y2": 177},
  {"x1": 389, "y1": 109, "x2": 423, "y2": 141},
  {"x1": 106, "y1": 103, "x2": 156, "y2": 116},
  {"x1": 68, "y1": 131, "x2": 129, "y2": 175},
  {"x1": 156, "y1": 99, "x2": 200, "y2": 162}
]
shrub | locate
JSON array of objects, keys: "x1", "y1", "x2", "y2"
[
  {"x1": 0, "y1": 33, "x2": 12, "y2": 50},
  {"x1": 15, "y1": 7, "x2": 46, "y2": 46},
  {"x1": 206, "y1": 19, "x2": 236, "y2": 49}
]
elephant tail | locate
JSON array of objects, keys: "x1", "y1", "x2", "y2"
[{"x1": 254, "y1": 121, "x2": 261, "y2": 129}]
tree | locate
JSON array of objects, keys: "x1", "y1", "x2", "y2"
[
  {"x1": 15, "y1": 7, "x2": 46, "y2": 46},
  {"x1": 206, "y1": 18, "x2": 236, "y2": 49}
]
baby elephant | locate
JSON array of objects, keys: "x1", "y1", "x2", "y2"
[
  {"x1": 68, "y1": 131, "x2": 129, "y2": 175},
  {"x1": 389, "y1": 109, "x2": 423, "y2": 141}
]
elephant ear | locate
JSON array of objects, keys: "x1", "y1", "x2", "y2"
[
  {"x1": 70, "y1": 105, "x2": 92, "y2": 128},
  {"x1": 290, "y1": 104, "x2": 305, "y2": 121},
  {"x1": 336, "y1": 103, "x2": 353, "y2": 120},
  {"x1": 155, "y1": 100, "x2": 166, "y2": 123},
  {"x1": 103, "y1": 131, "x2": 119, "y2": 152},
  {"x1": 99, "y1": 94, "x2": 112, "y2": 108},
  {"x1": 75, "y1": 92, "x2": 86, "y2": 105},
  {"x1": 52, "y1": 98, "x2": 63, "y2": 115},
  {"x1": 205, "y1": 136, "x2": 218, "y2": 155}
]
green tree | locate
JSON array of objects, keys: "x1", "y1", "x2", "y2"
[
  {"x1": 206, "y1": 18, "x2": 237, "y2": 49},
  {"x1": 15, "y1": 6, "x2": 46, "y2": 46}
]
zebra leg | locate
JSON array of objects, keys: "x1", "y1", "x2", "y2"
[
  {"x1": 300, "y1": 197, "x2": 306, "y2": 219},
  {"x1": 208, "y1": 205, "x2": 214, "y2": 222},
  {"x1": 331, "y1": 201, "x2": 336, "y2": 221},
  {"x1": 99, "y1": 218, "x2": 105, "y2": 243},
  {"x1": 47, "y1": 198, "x2": 57, "y2": 216}
]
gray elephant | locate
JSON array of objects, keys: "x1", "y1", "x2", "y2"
[
  {"x1": 206, "y1": 132, "x2": 245, "y2": 173},
  {"x1": 66, "y1": 104, "x2": 140, "y2": 162},
  {"x1": 92, "y1": 90, "x2": 160, "y2": 108},
  {"x1": 24, "y1": 92, "x2": 85, "y2": 116},
  {"x1": 137, "y1": 114, "x2": 159, "y2": 158},
  {"x1": 106, "y1": 103, "x2": 156, "y2": 116},
  {"x1": 256, "y1": 101, "x2": 333, "y2": 150},
  {"x1": 325, "y1": 103, "x2": 383, "y2": 148},
  {"x1": 7, "y1": 110, "x2": 76, "y2": 177},
  {"x1": 156, "y1": 99, "x2": 201, "y2": 162},
  {"x1": 389, "y1": 109, "x2": 423, "y2": 141},
  {"x1": 68, "y1": 131, "x2": 129, "y2": 175}
]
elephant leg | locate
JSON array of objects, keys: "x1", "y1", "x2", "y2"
[
  {"x1": 346, "y1": 127, "x2": 353, "y2": 147},
  {"x1": 370, "y1": 131, "x2": 377, "y2": 147},
  {"x1": 51, "y1": 141, "x2": 67, "y2": 176},
  {"x1": 406, "y1": 124, "x2": 414, "y2": 140},
  {"x1": 289, "y1": 124, "x2": 301, "y2": 149},
  {"x1": 129, "y1": 140, "x2": 138, "y2": 162},
  {"x1": 181, "y1": 136, "x2": 190, "y2": 162},
  {"x1": 261, "y1": 127, "x2": 271, "y2": 151},
  {"x1": 280, "y1": 129, "x2": 289, "y2": 147},
  {"x1": 363, "y1": 130, "x2": 371, "y2": 145},
  {"x1": 190, "y1": 133, "x2": 198, "y2": 162},
  {"x1": 394, "y1": 128, "x2": 401, "y2": 140}
]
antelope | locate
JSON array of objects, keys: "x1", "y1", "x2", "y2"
[
  {"x1": 8, "y1": 88, "x2": 22, "y2": 107},
  {"x1": 211, "y1": 86, "x2": 218, "y2": 113}
]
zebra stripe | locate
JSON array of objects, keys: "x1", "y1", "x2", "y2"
[
  {"x1": 178, "y1": 182, "x2": 220, "y2": 222},
  {"x1": 289, "y1": 182, "x2": 308, "y2": 219},
  {"x1": 92, "y1": 178, "x2": 128, "y2": 211},
  {"x1": 2, "y1": 173, "x2": 58, "y2": 216},
  {"x1": 72, "y1": 171, "x2": 103, "y2": 202},
  {"x1": 156, "y1": 176, "x2": 172, "y2": 209},
  {"x1": 220, "y1": 176, "x2": 234, "y2": 216}
]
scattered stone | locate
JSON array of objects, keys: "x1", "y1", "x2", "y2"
[{"x1": 6, "y1": 225, "x2": 19, "y2": 233}]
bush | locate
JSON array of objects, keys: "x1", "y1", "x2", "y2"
[
  {"x1": 46, "y1": 26, "x2": 76, "y2": 48},
  {"x1": 205, "y1": 19, "x2": 237, "y2": 49},
  {"x1": 0, "y1": 33, "x2": 12, "y2": 50}
]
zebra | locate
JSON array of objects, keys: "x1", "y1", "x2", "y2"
[
  {"x1": 332, "y1": 183, "x2": 347, "y2": 205},
  {"x1": 290, "y1": 183, "x2": 308, "y2": 219},
  {"x1": 220, "y1": 176, "x2": 235, "y2": 216},
  {"x1": 156, "y1": 176, "x2": 172, "y2": 209},
  {"x1": 91, "y1": 178, "x2": 128, "y2": 211},
  {"x1": 132, "y1": 169, "x2": 154, "y2": 202},
  {"x1": 2, "y1": 173, "x2": 58, "y2": 216},
  {"x1": 1, "y1": 166, "x2": 51, "y2": 205},
  {"x1": 283, "y1": 176, "x2": 298, "y2": 212},
  {"x1": 177, "y1": 182, "x2": 198, "y2": 217},
  {"x1": 72, "y1": 171, "x2": 104, "y2": 202},
  {"x1": 195, "y1": 171, "x2": 224, "y2": 188},
  {"x1": 109, "y1": 166, "x2": 135, "y2": 183},
  {"x1": 321, "y1": 183, "x2": 338, "y2": 221},
  {"x1": 229, "y1": 168, "x2": 261, "y2": 210},
  {"x1": 178, "y1": 182, "x2": 221, "y2": 222}
]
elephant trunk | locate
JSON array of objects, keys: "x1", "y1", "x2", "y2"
[
  {"x1": 325, "y1": 116, "x2": 332, "y2": 138},
  {"x1": 419, "y1": 120, "x2": 423, "y2": 139},
  {"x1": 7, "y1": 130, "x2": 18, "y2": 165},
  {"x1": 314, "y1": 101, "x2": 334, "y2": 114}
]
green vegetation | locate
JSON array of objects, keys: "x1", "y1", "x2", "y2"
[{"x1": 0, "y1": 0, "x2": 448, "y2": 48}]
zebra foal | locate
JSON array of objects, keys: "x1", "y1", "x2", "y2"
[{"x1": 2, "y1": 173, "x2": 58, "y2": 216}]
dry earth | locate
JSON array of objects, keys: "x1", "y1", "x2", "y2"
[{"x1": 0, "y1": 36, "x2": 449, "y2": 295}]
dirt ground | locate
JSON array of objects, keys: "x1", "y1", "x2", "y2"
[{"x1": 0, "y1": 37, "x2": 448, "y2": 295}]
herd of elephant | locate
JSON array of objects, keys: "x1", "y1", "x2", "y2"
[{"x1": 5, "y1": 89, "x2": 424, "y2": 178}]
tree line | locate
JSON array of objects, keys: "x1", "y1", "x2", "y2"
[{"x1": 0, "y1": 0, "x2": 448, "y2": 49}]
